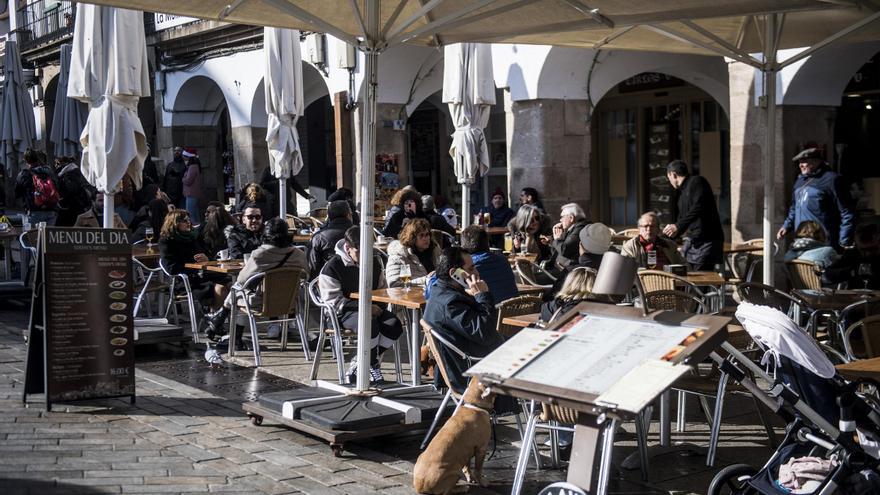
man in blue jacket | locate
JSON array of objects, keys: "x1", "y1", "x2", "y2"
[{"x1": 778, "y1": 148, "x2": 855, "y2": 248}]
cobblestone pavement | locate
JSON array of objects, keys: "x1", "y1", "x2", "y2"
[{"x1": 0, "y1": 304, "x2": 780, "y2": 494}]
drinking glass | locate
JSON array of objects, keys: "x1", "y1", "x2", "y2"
[
  {"x1": 145, "y1": 227, "x2": 155, "y2": 250},
  {"x1": 400, "y1": 264, "x2": 412, "y2": 291},
  {"x1": 646, "y1": 250, "x2": 657, "y2": 269},
  {"x1": 858, "y1": 263, "x2": 873, "y2": 289}
]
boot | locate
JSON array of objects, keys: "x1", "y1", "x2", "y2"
[{"x1": 205, "y1": 307, "x2": 230, "y2": 341}]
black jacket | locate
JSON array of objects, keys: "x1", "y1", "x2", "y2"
[
  {"x1": 15, "y1": 164, "x2": 59, "y2": 211},
  {"x1": 163, "y1": 158, "x2": 186, "y2": 203},
  {"x1": 672, "y1": 175, "x2": 723, "y2": 242},
  {"x1": 552, "y1": 220, "x2": 589, "y2": 270},
  {"x1": 422, "y1": 279, "x2": 501, "y2": 393},
  {"x1": 56, "y1": 163, "x2": 94, "y2": 222},
  {"x1": 424, "y1": 208, "x2": 456, "y2": 240},
  {"x1": 226, "y1": 224, "x2": 262, "y2": 260},
  {"x1": 318, "y1": 239, "x2": 386, "y2": 314},
  {"x1": 540, "y1": 297, "x2": 589, "y2": 323},
  {"x1": 308, "y1": 217, "x2": 353, "y2": 278},
  {"x1": 159, "y1": 235, "x2": 206, "y2": 275},
  {"x1": 382, "y1": 208, "x2": 426, "y2": 239}
]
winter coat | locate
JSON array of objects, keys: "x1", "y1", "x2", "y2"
[
  {"x1": 540, "y1": 297, "x2": 590, "y2": 323},
  {"x1": 162, "y1": 158, "x2": 186, "y2": 203},
  {"x1": 382, "y1": 208, "x2": 426, "y2": 239},
  {"x1": 226, "y1": 224, "x2": 262, "y2": 260},
  {"x1": 470, "y1": 250, "x2": 519, "y2": 303},
  {"x1": 552, "y1": 220, "x2": 589, "y2": 270},
  {"x1": 318, "y1": 239, "x2": 386, "y2": 315},
  {"x1": 159, "y1": 234, "x2": 207, "y2": 275},
  {"x1": 620, "y1": 236, "x2": 685, "y2": 268},
  {"x1": 182, "y1": 162, "x2": 202, "y2": 199},
  {"x1": 423, "y1": 279, "x2": 501, "y2": 393},
  {"x1": 55, "y1": 163, "x2": 95, "y2": 225},
  {"x1": 385, "y1": 240, "x2": 440, "y2": 287},
  {"x1": 308, "y1": 217, "x2": 353, "y2": 278},
  {"x1": 782, "y1": 165, "x2": 855, "y2": 247},
  {"x1": 234, "y1": 244, "x2": 308, "y2": 311},
  {"x1": 423, "y1": 209, "x2": 456, "y2": 240},
  {"x1": 15, "y1": 164, "x2": 58, "y2": 211},
  {"x1": 783, "y1": 238, "x2": 840, "y2": 269},
  {"x1": 73, "y1": 209, "x2": 127, "y2": 230},
  {"x1": 672, "y1": 175, "x2": 724, "y2": 243}
]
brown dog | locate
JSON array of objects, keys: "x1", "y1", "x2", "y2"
[{"x1": 413, "y1": 377, "x2": 496, "y2": 494}]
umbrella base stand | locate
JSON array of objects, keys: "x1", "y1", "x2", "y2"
[{"x1": 242, "y1": 380, "x2": 449, "y2": 456}]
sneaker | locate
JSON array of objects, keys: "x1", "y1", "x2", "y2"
[
  {"x1": 266, "y1": 322, "x2": 281, "y2": 339},
  {"x1": 369, "y1": 365, "x2": 384, "y2": 384},
  {"x1": 346, "y1": 358, "x2": 358, "y2": 384}
]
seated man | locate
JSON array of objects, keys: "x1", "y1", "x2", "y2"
[
  {"x1": 227, "y1": 203, "x2": 263, "y2": 259},
  {"x1": 74, "y1": 192, "x2": 127, "y2": 229},
  {"x1": 308, "y1": 200, "x2": 353, "y2": 278},
  {"x1": 620, "y1": 211, "x2": 684, "y2": 269},
  {"x1": 319, "y1": 226, "x2": 403, "y2": 383},
  {"x1": 423, "y1": 247, "x2": 503, "y2": 393},
  {"x1": 824, "y1": 222, "x2": 880, "y2": 289},
  {"x1": 459, "y1": 225, "x2": 518, "y2": 303},
  {"x1": 205, "y1": 218, "x2": 307, "y2": 344}
]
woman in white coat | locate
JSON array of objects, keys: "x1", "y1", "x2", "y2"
[{"x1": 385, "y1": 218, "x2": 441, "y2": 288}]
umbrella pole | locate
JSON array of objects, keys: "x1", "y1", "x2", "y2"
[
  {"x1": 461, "y1": 183, "x2": 470, "y2": 228},
  {"x1": 762, "y1": 14, "x2": 778, "y2": 285},
  {"x1": 279, "y1": 178, "x2": 288, "y2": 219},
  {"x1": 103, "y1": 193, "x2": 114, "y2": 229},
  {"x1": 354, "y1": 1, "x2": 380, "y2": 392}
]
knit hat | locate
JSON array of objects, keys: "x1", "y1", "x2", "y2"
[
  {"x1": 327, "y1": 200, "x2": 351, "y2": 220},
  {"x1": 579, "y1": 222, "x2": 612, "y2": 255}
]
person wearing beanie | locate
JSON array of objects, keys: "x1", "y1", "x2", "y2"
[
  {"x1": 577, "y1": 222, "x2": 613, "y2": 270},
  {"x1": 478, "y1": 188, "x2": 515, "y2": 228},
  {"x1": 308, "y1": 200, "x2": 353, "y2": 278}
]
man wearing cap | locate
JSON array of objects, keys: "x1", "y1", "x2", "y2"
[
  {"x1": 778, "y1": 148, "x2": 854, "y2": 248},
  {"x1": 663, "y1": 160, "x2": 724, "y2": 271},
  {"x1": 163, "y1": 146, "x2": 186, "y2": 209}
]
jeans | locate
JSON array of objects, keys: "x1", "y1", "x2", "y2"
[{"x1": 185, "y1": 197, "x2": 200, "y2": 225}]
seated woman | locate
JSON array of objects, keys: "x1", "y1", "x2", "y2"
[
  {"x1": 383, "y1": 188, "x2": 425, "y2": 239},
  {"x1": 540, "y1": 267, "x2": 595, "y2": 323},
  {"x1": 784, "y1": 220, "x2": 839, "y2": 269},
  {"x1": 386, "y1": 218, "x2": 440, "y2": 287},
  {"x1": 158, "y1": 209, "x2": 229, "y2": 311},
  {"x1": 510, "y1": 204, "x2": 552, "y2": 263},
  {"x1": 199, "y1": 201, "x2": 238, "y2": 259},
  {"x1": 205, "y1": 218, "x2": 307, "y2": 342},
  {"x1": 130, "y1": 197, "x2": 172, "y2": 243}
]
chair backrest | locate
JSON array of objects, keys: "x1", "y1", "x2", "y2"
[
  {"x1": 258, "y1": 267, "x2": 307, "y2": 317},
  {"x1": 310, "y1": 207, "x2": 328, "y2": 221},
  {"x1": 637, "y1": 269, "x2": 695, "y2": 293},
  {"x1": 642, "y1": 289, "x2": 706, "y2": 314},
  {"x1": 843, "y1": 314, "x2": 880, "y2": 360},
  {"x1": 786, "y1": 259, "x2": 822, "y2": 290},
  {"x1": 307, "y1": 278, "x2": 326, "y2": 307},
  {"x1": 615, "y1": 228, "x2": 639, "y2": 238},
  {"x1": 420, "y1": 319, "x2": 460, "y2": 398},
  {"x1": 735, "y1": 282, "x2": 800, "y2": 314},
  {"x1": 431, "y1": 229, "x2": 456, "y2": 248},
  {"x1": 495, "y1": 295, "x2": 543, "y2": 337},
  {"x1": 514, "y1": 258, "x2": 556, "y2": 286}
]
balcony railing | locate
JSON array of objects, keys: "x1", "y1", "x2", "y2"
[{"x1": 15, "y1": 0, "x2": 75, "y2": 52}]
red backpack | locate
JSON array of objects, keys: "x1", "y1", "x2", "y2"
[{"x1": 32, "y1": 171, "x2": 60, "y2": 209}]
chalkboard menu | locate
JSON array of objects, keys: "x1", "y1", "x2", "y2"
[
  {"x1": 24, "y1": 227, "x2": 135, "y2": 410},
  {"x1": 646, "y1": 123, "x2": 674, "y2": 222}
]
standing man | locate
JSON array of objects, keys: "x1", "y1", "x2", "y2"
[
  {"x1": 662, "y1": 160, "x2": 724, "y2": 271},
  {"x1": 163, "y1": 146, "x2": 186, "y2": 209},
  {"x1": 778, "y1": 148, "x2": 854, "y2": 248}
]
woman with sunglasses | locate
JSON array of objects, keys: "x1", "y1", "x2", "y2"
[
  {"x1": 386, "y1": 218, "x2": 440, "y2": 288},
  {"x1": 159, "y1": 209, "x2": 230, "y2": 309}
]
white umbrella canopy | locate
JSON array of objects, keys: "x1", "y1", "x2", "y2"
[
  {"x1": 0, "y1": 40, "x2": 36, "y2": 194},
  {"x1": 50, "y1": 44, "x2": 88, "y2": 159},
  {"x1": 264, "y1": 27, "x2": 305, "y2": 218},
  {"x1": 442, "y1": 43, "x2": 495, "y2": 228},
  {"x1": 68, "y1": 3, "x2": 150, "y2": 227}
]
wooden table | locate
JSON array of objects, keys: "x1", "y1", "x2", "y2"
[
  {"x1": 185, "y1": 260, "x2": 245, "y2": 275},
  {"x1": 516, "y1": 284, "x2": 547, "y2": 296},
  {"x1": 293, "y1": 234, "x2": 312, "y2": 244},
  {"x1": 684, "y1": 271, "x2": 726, "y2": 286},
  {"x1": 502, "y1": 312, "x2": 541, "y2": 329},
  {"x1": 456, "y1": 226, "x2": 507, "y2": 236},
  {"x1": 793, "y1": 289, "x2": 879, "y2": 312},
  {"x1": 836, "y1": 357, "x2": 880, "y2": 381},
  {"x1": 724, "y1": 242, "x2": 763, "y2": 254},
  {"x1": 132, "y1": 244, "x2": 160, "y2": 261}
]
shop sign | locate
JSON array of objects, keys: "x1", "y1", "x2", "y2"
[
  {"x1": 619, "y1": 72, "x2": 684, "y2": 93},
  {"x1": 154, "y1": 12, "x2": 197, "y2": 31}
]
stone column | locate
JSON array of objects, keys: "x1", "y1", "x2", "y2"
[{"x1": 506, "y1": 98, "x2": 592, "y2": 218}]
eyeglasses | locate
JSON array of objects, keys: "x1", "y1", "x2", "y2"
[{"x1": 244, "y1": 215, "x2": 262, "y2": 220}]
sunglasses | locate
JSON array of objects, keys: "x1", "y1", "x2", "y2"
[{"x1": 244, "y1": 215, "x2": 262, "y2": 220}]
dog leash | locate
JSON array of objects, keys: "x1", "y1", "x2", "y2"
[{"x1": 460, "y1": 402, "x2": 498, "y2": 460}]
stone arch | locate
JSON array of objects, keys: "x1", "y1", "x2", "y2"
[
  {"x1": 171, "y1": 75, "x2": 228, "y2": 127},
  {"x1": 781, "y1": 41, "x2": 880, "y2": 106},
  {"x1": 537, "y1": 46, "x2": 730, "y2": 115},
  {"x1": 250, "y1": 61, "x2": 331, "y2": 128}
]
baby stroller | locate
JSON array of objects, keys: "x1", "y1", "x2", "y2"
[{"x1": 707, "y1": 303, "x2": 880, "y2": 495}]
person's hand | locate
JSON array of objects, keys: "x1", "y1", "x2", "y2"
[
  {"x1": 465, "y1": 274, "x2": 489, "y2": 296},
  {"x1": 776, "y1": 227, "x2": 787, "y2": 240},
  {"x1": 512, "y1": 236, "x2": 522, "y2": 249},
  {"x1": 371, "y1": 305, "x2": 382, "y2": 317},
  {"x1": 552, "y1": 223, "x2": 564, "y2": 240},
  {"x1": 194, "y1": 253, "x2": 208, "y2": 262},
  {"x1": 662, "y1": 224, "x2": 678, "y2": 238}
]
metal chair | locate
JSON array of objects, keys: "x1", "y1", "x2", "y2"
[
  {"x1": 615, "y1": 228, "x2": 640, "y2": 238},
  {"x1": 307, "y1": 279, "x2": 403, "y2": 384},
  {"x1": 785, "y1": 259, "x2": 822, "y2": 290},
  {"x1": 842, "y1": 315, "x2": 880, "y2": 361},
  {"x1": 642, "y1": 289, "x2": 706, "y2": 314},
  {"x1": 513, "y1": 258, "x2": 556, "y2": 288},
  {"x1": 158, "y1": 259, "x2": 200, "y2": 343},
  {"x1": 735, "y1": 282, "x2": 804, "y2": 322},
  {"x1": 229, "y1": 266, "x2": 310, "y2": 367},
  {"x1": 495, "y1": 295, "x2": 544, "y2": 338},
  {"x1": 430, "y1": 229, "x2": 456, "y2": 247}
]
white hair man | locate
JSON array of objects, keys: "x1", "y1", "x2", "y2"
[
  {"x1": 621, "y1": 211, "x2": 684, "y2": 269},
  {"x1": 552, "y1": 202, "x2": 590, "y2": 270}
]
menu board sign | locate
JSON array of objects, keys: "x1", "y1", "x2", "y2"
[{"x1": 42, "y1": 227, "x2": 135, "y2": 406}]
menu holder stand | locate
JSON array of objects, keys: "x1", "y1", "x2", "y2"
[
  {"x1": 466, "y1": 302, "x2": 729, "y2": 495},
  {"x1": 23, "y1": 226, "x2": 136, "y2": 411}
]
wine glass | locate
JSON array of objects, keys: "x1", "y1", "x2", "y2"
[
  {"x1": 646, "y1": 250, "x2": 657, "y2": 270},
  {"x1": 145, "y1": 227, "x2": 155, "y2": 251},
  {"x1": 858, "y1": 263, "x2": 873, "y2": 289},
  {"x1": 399, "y1": 264, "x2": 412, "y2": 291}
]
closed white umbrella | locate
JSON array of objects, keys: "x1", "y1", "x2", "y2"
[
  {"x1": 0, "y1": 40, "x2": 36, "y2": 200},
  {"x1": 68, "y1": 4, "x2": 150, "y2": 228},
  {"x1": 50, "y1": 44, "x2": 88, "y2": 159},
  {"x1": 442, "y1": 43, "x2": 495, "y2": 229},
  {"x1": 264, "y1": 27, "x2": 304, "y2": 219}
]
